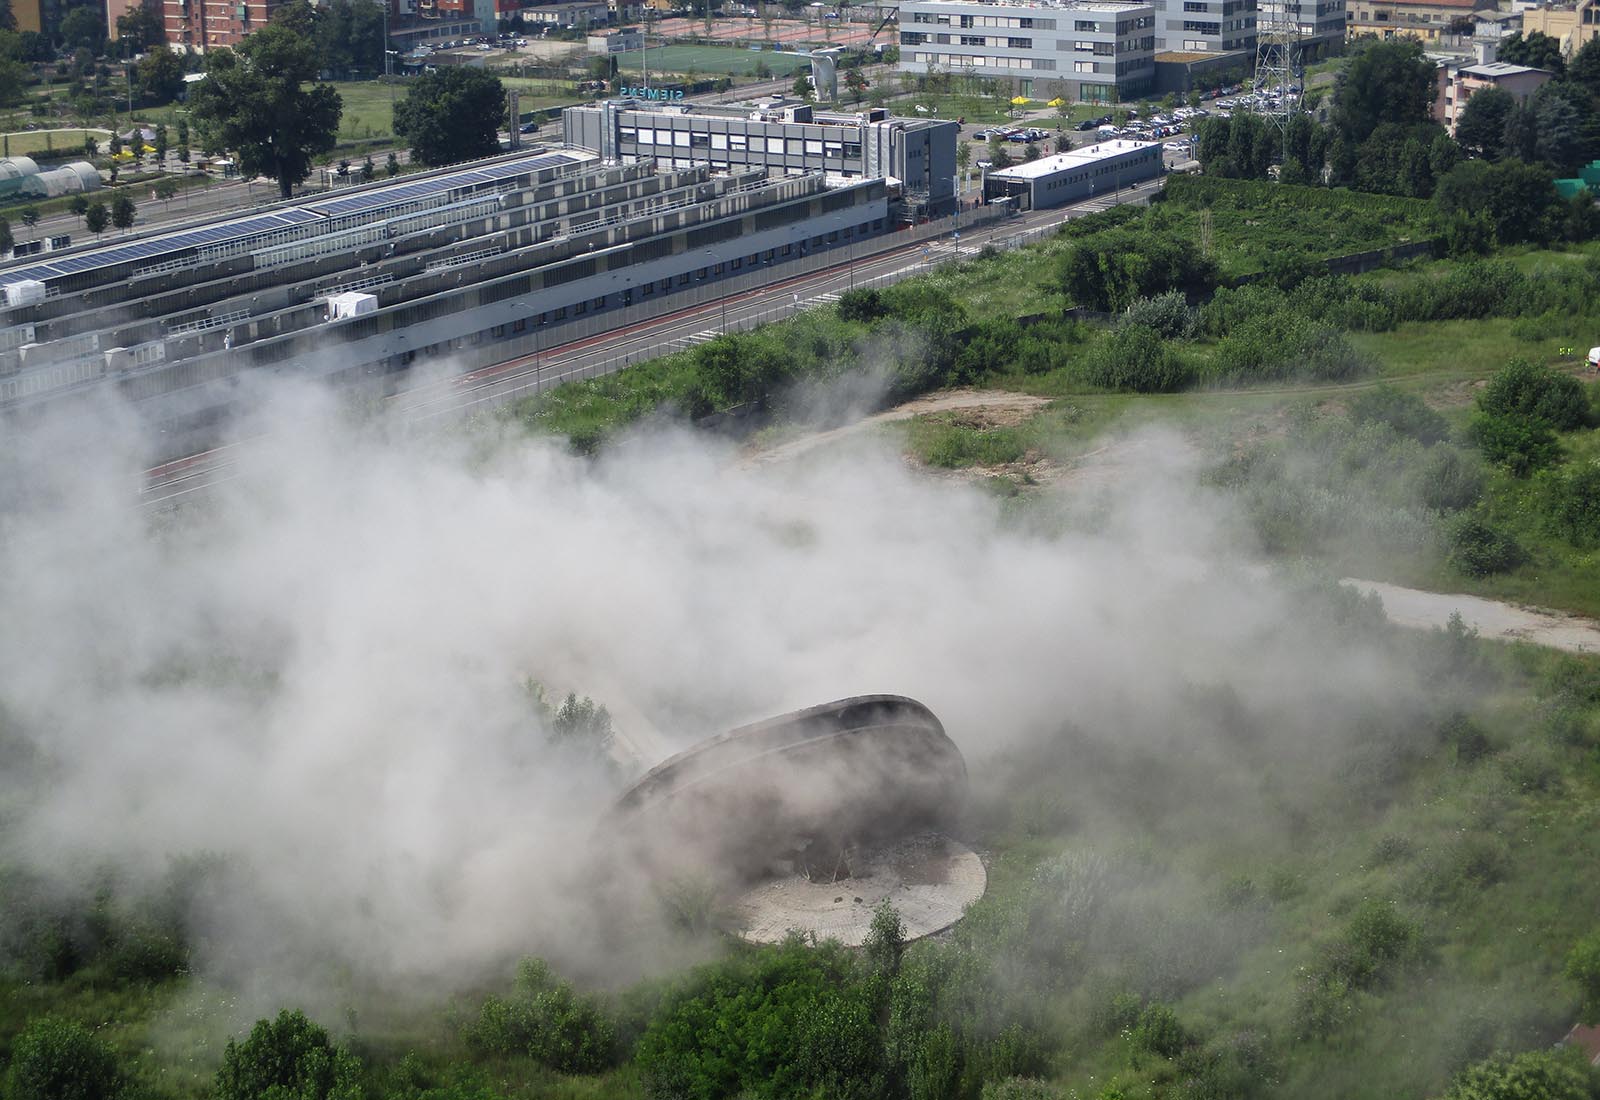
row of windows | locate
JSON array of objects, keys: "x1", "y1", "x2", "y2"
[
  {"x1": 621, "y1": 128, "x2": 862, "y2": 159},
  {"x1": 908, "y1": 50, "x2": 1058, "y2": 70},
  {"x1": 956, "y1": 33, "x2": 1034, "y2": 46},
  {"x1": 910, "y1": 10, "x2": 1055, "y2": 27}
]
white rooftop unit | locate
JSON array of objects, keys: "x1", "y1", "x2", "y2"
[
  {"x1": 3, "y1": 279, "x2": 46, "y2": 307},
  {"x1": 326, "y1": 291, "x2": 380, "y2": 320}
]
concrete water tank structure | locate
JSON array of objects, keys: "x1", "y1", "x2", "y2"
[{"x1": 612, "y1": 695, "x2": 986, "y2": 946}]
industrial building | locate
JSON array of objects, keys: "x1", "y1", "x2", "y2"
[
  {"x1": 898, "y1": 0, "x2": 1157, "y2": 101},
  {"x1": 982, "y1": 139, "x2": 1161, "y2": 208},
  {"x1": 563, "y1": 98, "x2": 960, "y2": 217},
  {"x1": 0, "y1": 146, "x2": 896, "y2": 436}
]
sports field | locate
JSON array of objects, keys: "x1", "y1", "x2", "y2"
[
  {"x1": 638, "y1": 43, "x2": 812, "y2": 76},
  {"x1": 0, "y1": 128, "x2": 111, "y2": 158}
]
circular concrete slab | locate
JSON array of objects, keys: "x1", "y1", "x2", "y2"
[{"x1": 731, "y1": 831, "x2": 986, "y2": 947}]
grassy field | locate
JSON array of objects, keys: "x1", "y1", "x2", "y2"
[
  {"x1": 636, "y1": 42, "x2": 811, "y2": 76},
  {"x1": 0, "y1": 127, "x2": 111, "y2": 158},
  {"x1": 883, "y1": 89, "x2": 1095, "y2": 125}
]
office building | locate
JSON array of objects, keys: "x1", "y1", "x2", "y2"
[
  {"x1": 1255, "y1": 0, "x2": 1343, "y2": 49},
  {"x1": 897, "y1": 0, "x2": 1157, "y2": 101},
  {"x1": 0, "y1": 149, "x2": 892, "y2": 439},
  {"x1": 563, "y1": 99, "x2": 960, "y2": 216},
  {"x1": 982, "y1": 139, "x2": 1161, "y2": 208}
]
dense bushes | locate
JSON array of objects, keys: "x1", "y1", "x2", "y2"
[
  {"x1": 1083, "y1": 324, "x2": 1192, "y2": 393},
  {"x1": 214, "y1": 1010, "x2": 362, "y2": 1100},
  {"x1": 1440, "y1": 1048, "x2": 1600, "y2": 1100},
  {"x1": 466, "y1": 958, "x2": 617, "y2": 1075},
  {"x1": 4, "y1": 1017, "x2": 123, "y2": 1100},
  {"x1": 1539, "y1": 460, "x2": 1600, "y2": 547},
  {"x1": 1478, "y1": 358, "x2": 1592, "y2": 431},
  {"x1": 1058, "y1": 228, "x2": 1217, "y2": 313},
  {"x1": 1351, "y1": 385, "x2": 1449, "y2": 444},
  {"x1": 1446, "y1": 515, "x2": 1525, "y2": 576}
]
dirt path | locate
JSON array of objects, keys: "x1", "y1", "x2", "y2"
[
  {"x1": 751, "y1": 388, "x2": 1600, "y2": 655},
  {"x1": 745, "y1": 388, "x2": 1052, "y2": 467},
  {"x1": 1344, "y1": 579, "x2": 1600, "y2": 654}
]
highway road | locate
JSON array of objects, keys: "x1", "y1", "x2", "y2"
[{"x1": 138, "y1": 175, "x2": 1164, "y2": 508}]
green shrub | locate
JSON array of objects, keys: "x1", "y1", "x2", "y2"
[
  {"x1": 1130, "y1": 1003, "x2": 1187, "y2": 1059},
  {"x1": 214, "y1": 1010, "x2": 362, "y2": 1100},
  {"x1": 1082, "y1": 324, "x2": 1192, "y2": 393},
  {"x1": 1120, "y1": 291, "x2": 1198, "y2": 339},
  {"x1": 1470, "y1": 413, "x2": 1560, "y2": 476},
  {"x1": 466, "y1": 959, "x2": 617, "y2": 1075},
  {"x1": 1538, "y1": 459, "x2": 1600, "y2": 548},
  {"x1": 5, "y1": 1016, "x2": 123, "y2": 1100},
  {"x1": 1350, "y1": 385, "x2": 1448, "y2": 444},
  {"x1": 1477, "y1": 358, "x2": 1591, "y2": 430},
  {"x1": 1058, "y1": 228, "x2": 1217, "y2": 312},
  {"x1": 1413, "y1": 445, "x2": 1485, "y2": 511},
  {"x1": 981, "y1": 1078, "x2": 1062, "y2": 1100},
  {"x1": 1446, "y1": 515, "x2": 1524, "y2": 576},
  {"x1": 1566, "y1": 929, "x2": 1600, "y2": 1026},
  {"x1": 1442, "y1": 1047, "x2": 1600, "y2": 1100},
  {"x1": 836, "y1": 287, "x2": 887, "y2": 323},
  {"x1": 1438, "y1": 711, "x2": 1493, "y2": 765}
]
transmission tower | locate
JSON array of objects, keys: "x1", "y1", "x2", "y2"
[{"x1": 1253, "y1": 2, "x2": 1304, "y2": 168}]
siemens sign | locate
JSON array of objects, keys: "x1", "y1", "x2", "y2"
[{"x1": 619, "y1": 86, "x2": 685, "y2": 101}]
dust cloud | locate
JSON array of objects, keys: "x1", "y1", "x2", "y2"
[{"x1": 0, "y1": 379, "x2": 1432, "y2": 1015}]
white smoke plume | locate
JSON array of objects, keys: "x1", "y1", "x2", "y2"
[{"x1": 0, "y1": 380, "x2": 1428, "y2": 1016}]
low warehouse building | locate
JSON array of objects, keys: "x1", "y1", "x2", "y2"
[{"x1": 983, "y1": 140, "x2": 1162, "y2": 210}]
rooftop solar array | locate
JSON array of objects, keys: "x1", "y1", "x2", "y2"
[{"x1": 0, "y1": 151, "x2": 589, "y2": 290}]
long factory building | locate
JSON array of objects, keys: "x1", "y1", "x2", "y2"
[{"x1": 0, "y1": 128, "x2": 912, "y2": 436}]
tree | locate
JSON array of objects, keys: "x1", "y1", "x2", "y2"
[
  {"x1": 1567, "y1": 929, "x2": 1600, "y2": 1025},
  {"x1": 59, "y1": 5, "x2": 103, "y2": 51},
  {"x1": 188, "y1": 24, "x2": 342, "y2": 198},
  {"x1": 176, "y1": 118, "x2": 189, "y2": 162},
  {"x1": 215, "y1": 1011, "x2": 362, "y2": 1100},
  {"x1": 844, "y1": 66, "x2": 867, "y2": 104},
  {"x1": 4, "y1": 1017, "x2": 122, "y2": 1100},
  {"x1": 864, "y1": 900, "x2": 906, "y2": 975},
  {"x1": 360, "y1": 156, "x2": 374, "y2": 181},
  {"x1": 1498, "y1": 30, "x2": 1566, "y2": 76},
  {"x1": 0, "y1": 216, "x2": 12, "y2": 254},
  {"x1": 154, "y1": 176, "x2": 178, "y2": 202},
  {"x1": 137, "y1": 44, "x2": 184, "y2": 105},
  {"x1": 956, "y1": 140, "x2": 971, "y2": 177},
  {"x1": 1455, "y1": 86, "x2": 1514, "y2": 158},
  {"x1": 84, "y1": 199, "x2": 108, "y2": 236},
  {"x1": 111, "y1": 193, "x2": 136, "y2": 233},
  {"x1": 153, "y1": 122, "x2": 168, "y2": 164},
  {"x1": 393, "y1": 67, "x2": 507, "y2": 167},
  {"x1": 385, "y1": 150, "x2": 398, "y2": 177},
  {"x1": 67, "y1": 193, "x2": 88, "y2": 221},
  {"x1": 1572, "y1": 36, "x2": 1600, "y2": 95},
  {"x1": 1435, "y1": 158, "x2": 1561, "y2": 245},
  {"x1": 1334, "y1": 38, "x2": 1437, "y2": 143},
  {"x1": 1533, "y1": 84, "x2": 1588, "y2": 176},
  {"x1": 1441, "y1": 1049, "x2": 1599, "y2": 1100},
  {"x1": 116, "y1": 0, "x2": 165, "y2": 52},
  {"x1": 793, "y1": 70, "x2": 814, "y2": 101},
  {"x1": 0, "y1": 54, "x2": 24, "y2": 105},
  {"x1": 18, "y1": 204, "x2": 37, "y2": 238},
  {"x1": 0, "y1": 0, "x2": 14, "y2": 31}
]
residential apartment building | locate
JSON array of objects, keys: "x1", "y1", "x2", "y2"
[
  {"x1": 1345, "y1": 0, "x2": 1474, "y2": 39},
  {"x1": 897, "y1": 0, "x2": 1157, "y2": 101},
  {"x1": 564, "y1": 99, "x2": 960, "y2": 214},
  {"x1": 1434, "y1": 57, "x2": 1551, "y2": 131},
  {"x1": 164, "y1": 0, "x2": 287, "y2": 50}
]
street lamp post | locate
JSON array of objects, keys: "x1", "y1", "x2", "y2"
[{"x1": 705, "y1": 249, "x2": 727, "y2": 333}]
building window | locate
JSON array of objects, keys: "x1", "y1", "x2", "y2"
[
  {"x1": 1008, "y1": 36, "x2": 1032, "y2": 46},
  {"x1": 1074, "y1": 18, "x2": 1098, "y2": 30}
]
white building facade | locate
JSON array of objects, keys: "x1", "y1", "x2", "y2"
[{"x1": 898, "y1": 0, "x2": 1157, "y2": 102}]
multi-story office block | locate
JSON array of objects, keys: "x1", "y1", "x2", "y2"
[
  {"x1": 1161, "y1": 0, "x2": 1257, "y2": 52},
  {"x1": 897, "y1": 0, "x2": 1157, "y2": 102},
  {"x1": 1256, "y1": 0, "x2": 1345, "y2": 51},
  {"x1": 564, "y1": 99, "x2": 960, "y2": 216}
]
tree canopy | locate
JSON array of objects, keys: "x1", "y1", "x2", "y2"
[
  {"x1": 188, "y1": 24, "x2": 342, "y2": 198},
  {"x1": 4, "y1": 1016, "x2": 123, "y2": 1100},
  {"x1": 1334, "y1": 38, "x2": 1437, "y2": 143},
  {"x1": 1497, "y1": 30, "x2": 1566, "y2": 76},
  {"x1": 214, "y1": 1010, "x2": 362, "y2": 1100},
  {"x1": 1440, "y1": 1049, "x2": 1600, "y2": 1100},
  {"x1": 393, "y1": 67, "x2": 506, "y2": 167},
  {"x1": 136, "y1": 44, "x2": 184, "y2": 106}
]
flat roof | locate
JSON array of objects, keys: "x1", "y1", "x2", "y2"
[
  {"x1": 0, "y1": 150, "x2": 593, "y2": 289},
  {"x1": 989, "y1": 139, "x2": 1160, "y2": 179},
  {"x1": 596, "y1": 99, "x2": 953, "y2": 131},
  {"x1": 1461, "y1": 61, "x2": 1551, "y2": 76},
  {"x1": 900, "y1": 0, "x2": 1149, "y2": 9}
]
